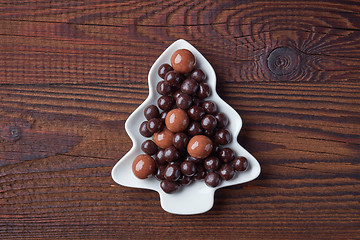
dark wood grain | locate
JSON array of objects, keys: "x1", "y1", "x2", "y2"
[{"x1": 0, "y1": 0, "x2": 359, "y2": 239}]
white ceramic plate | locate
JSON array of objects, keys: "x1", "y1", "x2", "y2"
[{"x1": 111, "y1": 39, "x2": 261, "y2": 215}]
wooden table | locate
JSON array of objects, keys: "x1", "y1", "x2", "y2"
[{"x1": 1, "y1": 1, "x2": 359, "y2": 239}]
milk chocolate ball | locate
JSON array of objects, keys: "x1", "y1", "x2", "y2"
[
  {"x1": 187, "y1": 135, "x2": 213, "y2": 159},
  {"x1": 170, "y1": 49, "x2": 196, "y2": 74},
  {"x1": 153, "y1": 127, "x2": 174, "y2": 149},
  {"x1": 132, "y1": 154, "x2": 156, "y2": 179},
  {"x1": 165, "y1": 108, "x2": 190, "y2": 133}
]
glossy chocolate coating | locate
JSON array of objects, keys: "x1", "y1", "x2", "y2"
[
  {"x1": 173, "y1": 89, "x2": 182, "y2": 99},
  {"x1": 165, "y1": 108, "x2": 189, "y2": 132},
  {"x1": 215, "y1": 128, "x2": 232, "y2": 145},
  {"x1": 187, "y1": 135, "x2": 213, "y2": 159},
  {"x1": 175, "y1": 92, "x2": 193, "y2": 110},
  {"x1": 204, "y1": 156, "x2": 220, "y2": 171},
  {"x1": 180, "y1": 160, "x2": 197, "y2": 176},
  {"x1": 164, "y1": 70, "x2": 184, "y2": 87},
  {"x1": 160, "y1": 180, "x2": 180, "y2": 193},
  {"x1": 178, "y1": 175, "x2": 193, "y2": 185},
  {"x1": 160, "y1": 111, "x2": 167, "y2": 123},
  {"x1": 194, "y1": 164, "x2": 206, "y2": 180},
  {"x1": 164, "y1": 146, "x2": 180, "y2": 162},
  {"x1": 147, "y1": 118, "x2": 164, "y2": 133},
  {"x1": 139, "y1": 121, "x2": 152, "y2": 137},
  {"x1": 205, "y1": 172, "x2": 221, "y2": 187},
  {"x1": 219, "y1": 163, "x2": 235, "y2": 180},
  {"x1": 144, "y1": 105, "x2": 160, "y2": 120},
  {"x1": 197, "y1": 82, "x2": 211, "y2": 99},
  {"x1": 141, "y1": 140, "x2": 158, "y2": 155},
  {"x1": 233, "y1": 156, "x2": 248, "y2": 171},
  {"x1": 190, "y1": 69, "x2": 206, "y2": 82},
  {"x1": 153, "y1": 127, "x2": 174, "y2": 149},
  {"x1": 202, "y1": 101, "x2": 218, "y2": 115},
  {"x1": 164, "y1": 163, "x2": 181, "y2": 181},
  {"x1": 185, "y1": 155, "x2": 202, "y2": 164},
  {"x1": 219, "y1": 148, "x2": 235, "y2": 163},
  {"x1": 155, "y1": 165, "x2": 166, "y2": 180},
  {"x1": 215, "y1": 112, "x2": 229, "y2": 128},
  {"x1": 157, "y1": 81, "x2": 172, "y2": 96},
  {"x1": 132, "y1": 154, "x2": 156, "y2": 179},
  {"x1": 187, "y1": 106, "x2": 205, "y2": 121},
  {"x1": 173, "y1": 132, "x2": 189, "y2": 150},
  {"x1": 181, "y1": 78, "x2": 199, "y2": 96},
  {"x1": 170, "y1": 49, "x2": 196, "y2": 74},
  {"x1": 212, "y1": 143, "x2": 220, "y2": 155},
  {"x1": 158, "y1": 95, "x2": 174, "y2": 111},
  {"x1": 155, "y1": 149, "x2": 167, "y2": 165},
  {"x1": 187, "y1": 121, "x2": 204, "y2": 136},
  {"x1": 158, "y1": 63, "x2": 173, "y2": 79},
  {"x1": 204, "y1": 128, "x2": 215, "y2": 137},
  {"x1": 201, "y1": 114, "x2": 217, "y2": 131}
]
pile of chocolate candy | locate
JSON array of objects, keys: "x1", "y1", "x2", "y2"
[{"x1": 132, "y1": 49, "x2": 248, "y2": 193}]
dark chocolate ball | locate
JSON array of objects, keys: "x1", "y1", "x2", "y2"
[
  {"x1": 212, "y1": 143, "x2": 220, "y2": 155},
  {"x1": 160, "y1": 180, "x2": 180, "y2": 193},
  {"x1": 178, "y1": 175, "x2": 193, "y2": 185},
  {"x1": 219, "y1": 163, "x2": 235, "y2": 180},
  {"x1": 202, "y1": 101, "x2": 218, "y2": 115},
  {"x1": 193, "y1": 164, "x2": 206, "y2": 180},
  {"x1": 158, "y1": 95, "x2": 174, "y2": 111},
  {"x1": 197, "y1": 82, "x2": 211, "y2": 99},
  {"x1": 164, "y1": 163, "x2": 181, "y2": 181},
  {"x1": 155, "y1": 149, "x2": 167, "y2": 165},
  {"x1": 201, "y1": 114, "x2": 217, "y2": 131},
  {"x1": 190, "y1": 69, "x2": 206, "y2": 82},
  {"x1": 173, "y1": 89, "x2": 182, "y2": 99},
  {"x1": 181, "y1": 78, "x2": 199, "y2": 96},
  {"x1": 141, "y1": 140, "x2": 158, "y2": 155},
  {"x1": 204, "y1": 156, "x2": 220, "y2": 171},
  {"x1": 233, "y1": 156, "x2": 248, "y2": 171},
  {"x1": 215, "y1": 112, "x2": 229, "y2": 128},
  {"x1": 164, "y1": 70, "x2": 184, "y2": 87},
  {"x1": 139, "y1": 121, "x2": 152, "y2": 137},
  {"x1": 215, "y1": 128, "x2": 232, "y2": 145},
  {"x1": 205, "y1": 172, "x2": 221, "y2": 187},
  {"x1": 175, "y1": 92, "x2": 193, "y2": 110},
  {"x1": 204, "y1": 128, "x2": 215, "y2": 137},
  {"x1": 164, "y1": 146, "x2": 180, "y2": 162},
  {"x1": 160, "y1": 111, "x2": 167, "y2": 123},
  {"x1": 144, "y1": 105, "x2": 160, "y2": 120},
  {"x1": 157, "y1": 81, "x2": 172, "y2": 96},
  {"x1": 185, "y1": 155, "x2": 202, "y2": 164},
  {"x1": 187, "y1": 121, "x2": 204, "y2": 136},
  {"x1": 147, "y1": 118, "x2": 164, "y2": 133},
  {"x1": 158, "y1": 63, "x2": 173, "y2": 79},
  {"x1": 219, "y1": 148, "x2": 235, "y2": 163},
  {"x1": 155, "y1": 165, "x2": 166, "y2": 180},
  {"x1": 180, "y1": 160, "x2": 197, "y2": 177},
  {"x1": 187, "y1": 106, "x2": 205, "y2": 121},
  {"x1": 173, "y1": 132, "x2": 189, "y2": 150}
]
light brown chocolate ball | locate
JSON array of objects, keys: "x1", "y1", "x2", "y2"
[
  {"x1": 132, "y1": 154, "x2": 156, "y2": 179},
  {"x1": 187, "y1": 135, "x2": 213, "y2": 159},
  {"x1": 153, "y1": 127, "x2": 175, "y2": 149},
  {"x1": 170, "y1": 49, "x2": 196, "y2": 74},
  {"x1": 165, "y1": 108, "x2": 189, "y2": 133}
]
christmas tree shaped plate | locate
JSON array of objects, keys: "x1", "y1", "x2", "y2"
[{"x1": 111, "y1": 39, "x2": 260, "y2": 215}]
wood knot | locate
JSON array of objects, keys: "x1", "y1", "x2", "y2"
[
  {"x1": 1, "y1": 125, "x2": 22, "y2": 142},
  {"x1": 267, "y1": 47, "x2": 300, "y2": 76}
]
